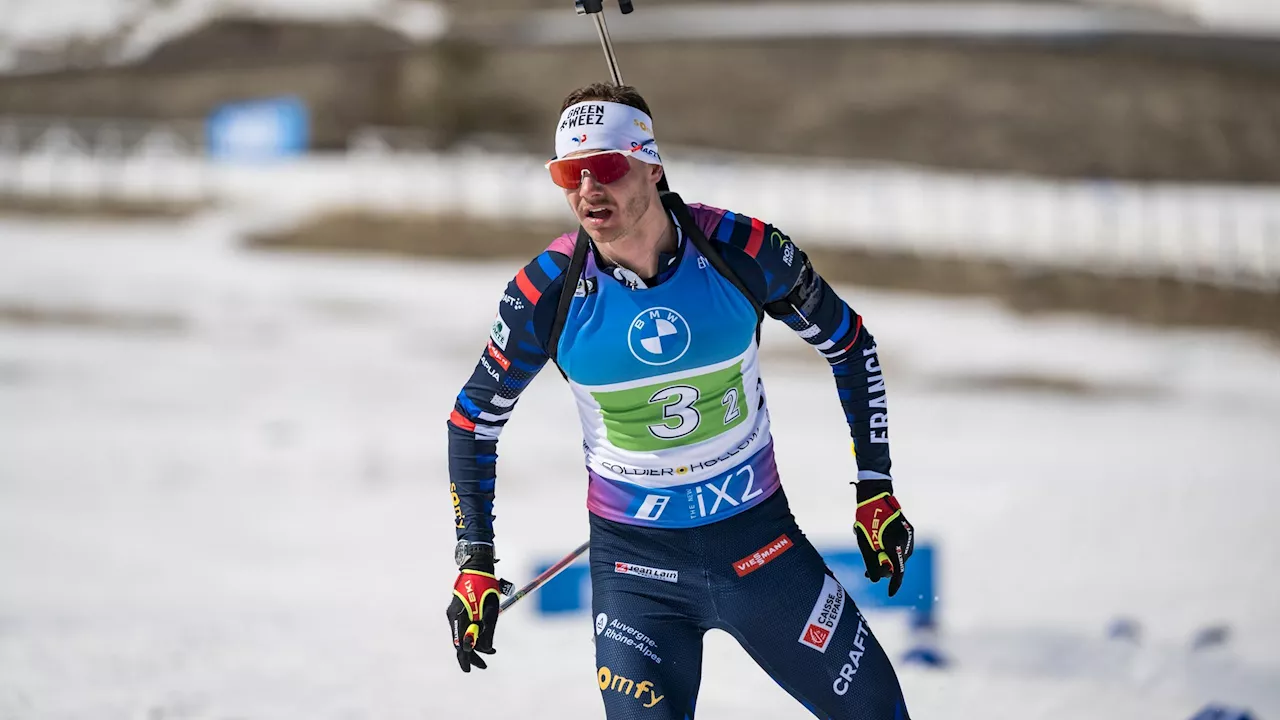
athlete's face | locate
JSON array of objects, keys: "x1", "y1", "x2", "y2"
[{"x1": 562, "y1": 153, "x2": 663, "y2": 245}]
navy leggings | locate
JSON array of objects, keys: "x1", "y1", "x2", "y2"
[{"x1": 588, "y1": 488, "x2": 909, "y2": 720}]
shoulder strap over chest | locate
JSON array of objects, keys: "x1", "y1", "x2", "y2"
[
  {"x1": 547, "y1": 226, "x2": 591, "y2": 369},
  {"x1": 546, "y1": 192, "x2": 766, "y2": 372},
  {"x1": 660, "y1": 191, "x2": 764, "y2": 323}
]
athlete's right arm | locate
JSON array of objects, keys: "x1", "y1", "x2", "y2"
[{"x1": 447, "y1": 249, "x2": 570, "y2": 547}]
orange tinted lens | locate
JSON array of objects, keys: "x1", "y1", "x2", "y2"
[{"x1": 547, "y1": 153, "x2": 631, "y2": 189}]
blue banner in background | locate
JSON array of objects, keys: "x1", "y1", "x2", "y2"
[
  {"x1": 206, "y1": 96, "x2": 309, "y2": 161},
  {"x1": 532, "y1": 543, "x2": 936, "y2": 628},
  {"x1": 825, "y1": 545, "x2": 936, "y2": 628}
]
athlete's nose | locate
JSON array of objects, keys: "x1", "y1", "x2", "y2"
[{"x1": 579, "y1": 170, "x2": 606, "y2": 196}]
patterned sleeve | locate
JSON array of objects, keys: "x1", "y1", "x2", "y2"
[
  {"x1": 704, "y1": 207, "x2": 893, "y2": 483},
  {"x1": 447, "y1": 247, "x2": 570, "y2": 545}
]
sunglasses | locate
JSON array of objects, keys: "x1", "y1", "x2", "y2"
[{"x1": 545, "y1": 148, "x2": 646, "y2": 190}]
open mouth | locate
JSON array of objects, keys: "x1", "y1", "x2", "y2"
[{"x1": 584, "y1": 207, "x2": 614, "y2": 223}]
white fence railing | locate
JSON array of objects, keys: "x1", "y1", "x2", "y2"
[{"x1": 1, "y1": 117, "x2": 1278, "y2": 291}]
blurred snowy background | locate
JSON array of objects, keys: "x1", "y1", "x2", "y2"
[{"x1": 2, "y1": 1, "x2": 1279, "y2": 719}]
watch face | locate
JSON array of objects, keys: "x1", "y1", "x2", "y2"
[{"x1": 454, "y1": 542, "x2": 471, "y2": 566}]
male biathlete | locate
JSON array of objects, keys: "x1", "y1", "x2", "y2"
[{"x1": 446, "y1": 82, "x2": 914, "y2": 719}]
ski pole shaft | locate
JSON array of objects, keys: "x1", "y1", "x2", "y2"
[
  {"x1": 591, "y1": 13, "x2": 624, "y2": 86},
  {"x1": 576, "y1": 0, "x2": 628, "y2": 86},
  {"x1": 498, "y1": 540, "x2": 590, "y2": 613}
]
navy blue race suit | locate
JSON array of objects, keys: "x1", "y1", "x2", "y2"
[{"x1": 448, "y1": 202, "x2": 909, "y2": 719}]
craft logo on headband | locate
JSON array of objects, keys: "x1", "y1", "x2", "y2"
[
  {"x1": 554, "y1": 100, "x2": 662, "y2": 166},
  {"x1": 630, "y1": 139, "x2": 660, "y2": 162}
]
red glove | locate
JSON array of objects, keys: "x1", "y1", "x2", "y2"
[
  {"x1": 447, "y1": 568, "x2": 503, "y2": 672},
  {"x1": 853, "y1": 481, "x2": 915, "y2": 597}
]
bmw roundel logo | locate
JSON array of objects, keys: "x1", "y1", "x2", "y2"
[{"x1": 628, "y1": 307, "x2": 691, "y2": 366}]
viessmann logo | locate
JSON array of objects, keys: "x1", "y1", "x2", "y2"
[{"x1": 732, "y1": 534, "x2": 793, "y2": 577}]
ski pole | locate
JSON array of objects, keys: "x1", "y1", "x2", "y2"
[
  {"x1": 573, "y1": 0, "x2": 671, "y2": 191},
  {"x1": 575, "y1": 0, "x2": 633, "y2": 86},
  {"x1": 498, "y1": 540, "x2": 590, "y2": 613}
]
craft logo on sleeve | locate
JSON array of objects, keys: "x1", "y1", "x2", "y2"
[
  {"x1": 614, "y1": 561, "x2": 678, "y2": 583},
  {"x1": 798, "y1": 574, "x2": 846, "y2": 653},
  {"x1": 732, "y1": 534, "x2": 793, "y2": 577}
]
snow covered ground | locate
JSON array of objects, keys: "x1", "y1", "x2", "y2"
[{"x1": 1, "y1": 211, "x2": 1278, "y2": 719}]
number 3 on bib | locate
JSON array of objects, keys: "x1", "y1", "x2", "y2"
[
  {"x1": 593, "y1": 363, "x2": 749, "y2": 452},
  {"x1": 647, "y1": 383, "x2": 742, "y2": 440},
  {"x1": 648, "y1": 385, "x2": 701, "y2": 439}
]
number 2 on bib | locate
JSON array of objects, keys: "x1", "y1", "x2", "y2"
[
  {"x1": 647, "y1": 384, "x2": 744, "y2": 440},
  {"x1": 592, "y1": 362, "x2": 749, "y2": 452}
]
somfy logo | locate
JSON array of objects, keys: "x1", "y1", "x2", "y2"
[{"x1": 627, "y1": 307, "x2": 690, "y2": 366}]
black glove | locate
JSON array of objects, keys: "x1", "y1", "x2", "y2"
[
  {"x1": 853, "y1": 480, "x2": 915, "y2": 597},
  {"x1": 446, "y1": 563, "x2": 505, "y2": 672}
]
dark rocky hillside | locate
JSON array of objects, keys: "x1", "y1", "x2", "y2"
[{"x1": 2, "y1": 16, "x2": 1279, "y2": 181}]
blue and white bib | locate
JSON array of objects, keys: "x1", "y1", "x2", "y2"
[{"x1": 557, "y1": 230, "x2": 781, "y2": 528}]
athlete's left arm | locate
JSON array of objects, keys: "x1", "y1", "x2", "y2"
[
  {"x1": 707, "y1": 208, "x2": 914, "y2": 594},
  {"x1": 708, "y1": 211, "x2": 891, "y2": 482}
]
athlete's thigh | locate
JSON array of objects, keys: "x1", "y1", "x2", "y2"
[
  {"x1": 718, "y1": 534, "x2": 909, "y2": 720},
  {"x1": 591, "y1": 559, "x2": 706, "y2": 720}
]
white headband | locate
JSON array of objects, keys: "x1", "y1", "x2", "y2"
[{"x1": 554, "y1": 100, "x2": 662, "y2": 165}]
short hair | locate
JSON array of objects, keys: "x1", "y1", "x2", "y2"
[{"x1": 560, "y1": 83, "x2": 654, "y2": 119}]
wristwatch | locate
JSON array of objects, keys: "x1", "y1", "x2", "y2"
[{"x1": 454, "y1": 540, "x2": 496, "y2": 568}]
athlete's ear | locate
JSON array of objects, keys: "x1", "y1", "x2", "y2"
[{"x1": 649, "y1": 164, "x2": 665, "y2": 184}]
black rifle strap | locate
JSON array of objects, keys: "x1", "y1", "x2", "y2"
[
  {"x1": 661, "y1": 192, "x2": 765, "y2": 338},
  {"x1": 547, "y1": 192, "x2": 767, "y2": 374},
  {"x1": 547, "y1": 226, "x2": 591, "y2": 371}
]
